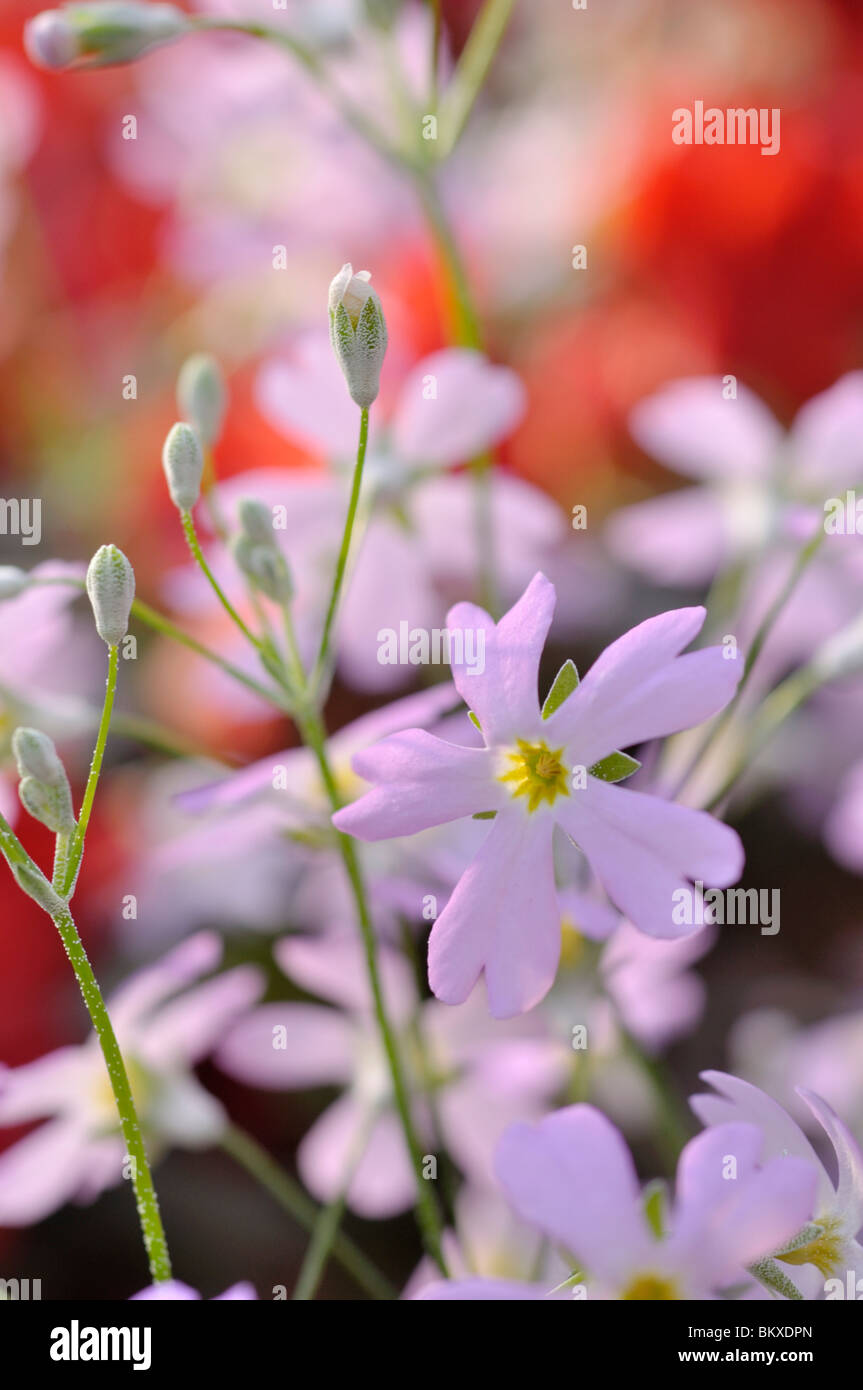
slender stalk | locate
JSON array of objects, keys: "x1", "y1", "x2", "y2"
[
  {"x1": 62, "y1": 644, "x2": 119, "y2": 896},
  {"x1": 311, "y1": 407, "x2": 370, "y2": 694},
  {"x1": 181, "y1": 510, "x2": 264, "y2": 652},
  {"x1": 292, "y1": 1112, "x2": 373, "y2": 1301},
  {"x1": 618, "y1": 1025, "x2": 691, "y2": 1173},
  {"x1": 670, "y1": 526, "x2": 825, "y2": 800},
  {"x1": 298, "y1": 708, "x2": 448, "y2": 1275},
  {"x1": 51, "y1": 903, "x2": 172, "y2": 1282},
  {"x1": 437, "y1": 0, "x2": 518, "y2": 158},
  {"x1": 131, "y1": 598, "x2": 290, "y2": 710},
  {"x1": 220, "y1": 1125, "x2": 395, "y2": 1300}
]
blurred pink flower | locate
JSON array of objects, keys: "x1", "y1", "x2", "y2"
[
  {"x1": 131, "y1": 1279, "x2": 256, "y2": 1300},
  {"x1": 0, "y1": 934, "x2": 262, "y2": 1225},
  {"x1": 418, "y1": 1103, "x2": 816, "y2": 1300}
]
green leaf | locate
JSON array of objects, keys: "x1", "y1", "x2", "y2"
[
  {"x1": 468, "y1": 710, "x2": 482, "y2": 731},
  {"x1": 588, "y1": 751, "x2": 641, "y2": 783},
  {"x1": 643, "y1": 1180, "x2": 667, "y2": 1239},
  {"x1": 472, "y1": 810, "x2": 496, "y2": 820},
  {"x1": 542, "y1": 659, "x2": 579, "y2": 720}
]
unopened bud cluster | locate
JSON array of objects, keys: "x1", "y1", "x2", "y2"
[
  {"x1": 12, "y1": 727, "x2": 75, "y2": 836},
  {"x1": 232, "y1": 498, "x2": 293, "y2": 604}
]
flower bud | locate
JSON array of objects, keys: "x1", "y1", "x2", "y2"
[
  {"x1": 328, "y1": 263, "x2": 387, "y2": 410},
  {"x1": 12, "y1": 726, "x2": 68, "y2": 788},
  {"x1": 177, "y1": 353, "x2": 227, "y2": 448},
  {"x1": 19, "y1": 777, "x2": 76, "y2": 836},
  {"x1": 12, "y1": 860, "x2": 66, "y2": 916},
  {"x1": 237, "y1": 497, "x2": 276, "y2": 547},
  {"x1": 162, "y1": 422, "x2": 204, "y2": 513},
  {"x1": 231, "y1": 536, "x2": 294, "y2": 605},
  {"x1": 0, "y1": 566, "x2": 27, "y2": 601},
  {"x1": 86, "y1": 544, "x2": 135, "y2": 647},
  {"x1": 24, "y1": 3, "x2": 188, "y2": 71}
]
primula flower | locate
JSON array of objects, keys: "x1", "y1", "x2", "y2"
[
  {"x1": 131, "y1": 1280, "x2": 256, "y2": 1301},
  {"x1": 0, "y1": 934, "x2": 262, "y2": 1225},
  {"x1": 333, "y1": 573, "x2": 744, "y2": 1017},
  {"x1": 607, "y1": 373, "x2": 863, "y2": 587},
  {"x1": 418, "y1": 1103, "x2": 817, "y2": 1300},
  {"x1": 216, "y1": 934, "x2": 569, "y2": 1218},
  {"x1": 691, "y1": 1071, "x2": 863, "y2": 1298}
]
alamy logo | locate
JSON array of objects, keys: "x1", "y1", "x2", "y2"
[
  {"x1": 50, "y1": 1321, "x2": 151, "y2": 1371},
  {"x1": 671, "y1": 882, "x2": 780, "y2": 935},
  {"x1": 0, "y1": 1277, "x2": 41, "y2": 1300},
  {"x1": 377, "y1": 622, "x2": 485, "y2": 675},
  {"x1": 0, "y1": 497, "x2": 41, "y2": 545},
  {"x1": 672, "y1": 101, "x2": 780, "y2": 157}
]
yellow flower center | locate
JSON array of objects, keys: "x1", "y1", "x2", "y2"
[
  {"x1": 560, "y1": 917, "x2": 586, "y2": 969},
  {"x1": 779, "y1": 1215, "x2": 844, "y2": 1278},
  {"x1": 499, "y1": 739, "x2": 571, "y2": 814},
  {"x1": 620, "y1": 1273, "x2": 680, "y2": 1300},
  {"x1": 90, "y1": 1057, "x2": 152, "y2": 1132}
]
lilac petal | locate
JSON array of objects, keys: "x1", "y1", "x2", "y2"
[
  {"x1": 605, "y1": 488, "x2": 727, "y2": 586},
  {"x1": 274, "y1": 934, "x2": 416, "y2": 1023},
  {"x1": 333, "y1": 730, "x2": 502, "y2": 841},
  {"x1": 142, "y1": 966, "x2": 265, "y2": 1069},
  {"x1": 298, "y1": 1095, "x2": 416, "y2": 1218},
  {"x1": 495, "y1": 1105, "x2": 649, "y2": 1284},
  {"x1": 547, "y1": 606, "x2": 742, "y2": 767},
  {"x1": 175, "y1": 748, "x2": 310, "y2": 815},
  {"x1": 215, "y1": 1002, "x2": 354, "y2": 1089},
  {"x1": 428, "y1": 811, "x2": 560, "y2": 1018},
  {"x1": 557, "y1": 779, "x2": 743, "y2": 938},
  {"x1": 690, "y1": 1071, "x2": 834, "y2": 1212},
  {"x1": 214, "y1": 1282, "x2": 257, "y2": 1300},
  {"x1": 797, "y1": 1087, "x2": 863, "y2": 1234},
  {"x1": 416, "y1": 1278, "x2": 552, "y2": 1300},
  {"x1": 446, "y1": 572, "x2": 556, "y2": 745},
  {"x1": 674, "y1": 1122, "x2": 765, "y2": 1229},
  {"x1": 255, "y1": 335, "x2": 360, "y2": 458},
  {"x1": 0, "y1": 1046, "x2": 86, "y2": 1124},
  {"x1": 329, "y1": 682, "x2": 464, "y2": 759},
  {"x1": 630, "y1": 377, "x2": 780, "y2": 480},
  {"x1": 0, "y1": 1118, "x2": 94, "y2": 1224},
  {"x1": 109, "y1": 933, "x2": 223, "y2": 1036},
  {"x1": 131, "y1": 1280, "x2": 201, "y2": 1300},
  {"x1": 790, "y1": 372, "x2": 863, "y2": 490},
  {"x1": 390, "y1": 349, "x2": 525, "y2": 469},
  {"x1": 337, "y1": 520, "x2": 440, "y2": 692},
  {"x1": 687, "y1": 1156, "x2": 818, "y2": 1284}
]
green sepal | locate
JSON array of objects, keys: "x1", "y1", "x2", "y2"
[
  {"x1": 542, "y1": 659, "x2": 579, "y2": 720},
  {"x1": 588, "y1": 751, "x2": 641, "y2": 783}
]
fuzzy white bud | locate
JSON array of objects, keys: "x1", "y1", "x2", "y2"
[
  {"x1": 232, "y1": 536, "x2": 293, "y2": 605},
  {"x1": 328, "y1": 264, "x2": 387, "y2": 410},
  {"x1": 162, "y1": 422, "x2": 205, "y2": 513},
  {"x1": 177, "y1": 353, "x2": 227, "y2": 448},
  {"x1": 12, "y1": 860, "x2": 67, "y2": 916},
  {"x1": 237, "y1": 497, "x2": 276, "y2": 547},
  {"x1": 0, "y1": 566, "x2": 28, "y2": 601},
  {"x1": 86, "y1": 544, "x2": 135, "y2": 647},
  {"x1": 24, "y1": 3, "x2": 188, "y2": 71}
]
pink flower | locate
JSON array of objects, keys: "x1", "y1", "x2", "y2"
[
  {"x1": 0, "y1": 934, "x2": 262, "y2": 1225},
  {"x1": 215, "y1": 933, "x2": 569, "y2": 1218},
  {"x1": 607, "y1": 373, "x2": 863, "y2": 586},
  {"x1": 333, "y1": 573, "x2": 744, "y2": 1017},
  {"x1": 418, "y1": 1103, "x2": 816, "y2": 1300},
  {"x1": 131, "y1": 1279, "x2": 256, "y2": 1300},
  {"x1": 691, "y1": 1071, "x2": 863, "y2": 1298}
]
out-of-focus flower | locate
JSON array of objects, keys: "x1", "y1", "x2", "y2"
[
  {"x1": 25, "y1": 3, "x2": 188, "y2": 71},
  {"x1": 123, "y1": 684, "x2": 477, "y2": 946},
  {"x1": 0, "y1": 562, "x2": 96, "y2": 736},
  {"x1": 131, "y1": 1279, "x2": 256, "y2": 1300},
  {"x1": 824, "y1": 759, "x2": 863, "y2": 873},
  {"x1": 418, "y1": 1103, "x2": 816, "y2": 1300},
  {"x1": 0, "y1": 934, "x2": 262, "y2": 1225},
  {"x1": 216, "y1": 933, "x2": 569, "y2": 1218},
  {"x1": 691, "y1": 1071, "x2": 863, "y2": 1298},
  {"x1": 334, "y1": 573, "x2": 744, "y2": 1016},
  {"x1": 607, "y1": 373, "x2": 863, "y2": 586}
]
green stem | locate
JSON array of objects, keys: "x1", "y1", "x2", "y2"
[
  {"x1": 62, "y1": 644, "x2": 119, "y2": 896},
  {"x1": 704, "y1": 664, "x2": 821, "y2": 815},
  {"x1": 618, "y1": 1026, "x2": 691, "y2": 1173},
  {"x1": 437, "y1": 0, "x2": 518, "y2": 158},
  {"x1": 298, "y1": 709, "x2": 448, "y2": 1275},
  {"x1": 181, "y1": 510, "x2": 264, "y2": 653},
  {"x1": 413, "y1": 172, "x2": 482, "y2": 349},
  {"x1": 292, "y1": 1112, "x2": 373, "y2": 1301},
  {"x1": 131, "y1": 598, "x2": 290, "y2": 710},
  {"x1": 311, "y1": 407, "x2": 370, "y2": 695},
  {"x1": 220, "y1": 1125, "x2": 395, "y2": 1300},
  {"x1": 671, "y1": 526, "x2": 825, "y2": 800},
  {"x1": 50, "y1": 903, "x2": 172, "y2": 1282}
]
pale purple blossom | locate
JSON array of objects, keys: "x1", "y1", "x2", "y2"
[
  {"x1": 334, "y1": 573, "x2": 744, "y2": 1016},
  {"x1": 131, "y1": 1279, "x2": 256, "y2": 1300},
  {"x1": 418, "y1": 1103, "x2": 816, "y2": 1300},
  {"x1": 0, "y1": 934, "x2": 262, "y2": 1225}
]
